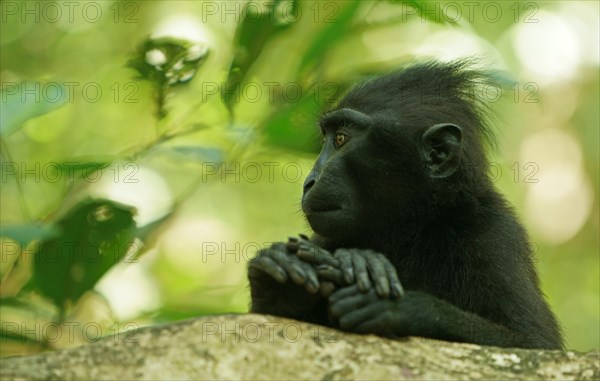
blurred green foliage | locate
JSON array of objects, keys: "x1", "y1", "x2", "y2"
[
  {"x1": 0, "y1": 0, "x2": 598, "y2": 355},
  {"x1": 32, "y1": 199, "x2": 136, "y2": 312}
]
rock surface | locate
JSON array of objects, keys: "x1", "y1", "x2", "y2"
[{"x1": 1, "y1": 314, "x2": 598, "y2": 380}]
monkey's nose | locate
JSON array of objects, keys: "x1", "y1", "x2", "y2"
[{"x1": 303, "y1": 178, "x2": 316, "y2": 195}]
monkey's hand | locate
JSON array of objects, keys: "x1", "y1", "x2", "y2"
[
  {"x1": 248, "y1": 242, "x2": 322, "y2": 294},
  {"x1": 286, "y1": 237, "x2": 384, "y2": 297},
  {"x1": 329, "y1": 285, "x2": 426, "y2": 337},
  {"x1": 284, "y1": 236, "x2": 340, "y2": 297},
  {"x1": 287, "y1": 241, "x2": 403, "y2": 299},
  {"x1": 331, "y1": 248, "x2": 404, "y2": 299},
  {"x1": 249, "y1": 241, "x2": 335, "y2": 323}
]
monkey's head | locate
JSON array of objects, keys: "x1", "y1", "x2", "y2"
[{"x1": 301, "y1": 60, "x2": 496, "y2": 243}]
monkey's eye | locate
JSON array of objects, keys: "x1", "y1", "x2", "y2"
[{"x1": 334, "y1": 133, "x2": 347, "y2": 148}]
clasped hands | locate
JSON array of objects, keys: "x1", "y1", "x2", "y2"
[{"x1": 249, "y1": 236, "x2": 407, "y2": 332}]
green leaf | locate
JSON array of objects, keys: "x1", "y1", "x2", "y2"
[
  {"x1": 263, "y1": 94, "x2": 322, "y2": 153},
  {"x1": 128, "y1": 37, "x2": 209, "y2": 87},
  {"x1": 136, "y1": 213, "x2": 172, "y2": 243},
  {"x1": 223, "y1": 0, "x2": 297, "y2": 112},
  {"x1": 32, "y1": 199, "x2": 136, "y2": 310},
  {"x1": 300, "y1": 1, "x2": 361, "y2": 72},
  {"x1": 128, "y1": 37, "x2": 209, "y2": 118},
  {"x1": 135, "y1": 211, "x2": 175, "y2": 256},
  {"x1": 163, "y1": 146, "x2": 223, "y2": 163},
  {"x1": 0, "y1": 328, "x2": 44, "y2": 345},
  {"x1": 388, "y1": 1, "x2": 452, "y2": 24},
  {"x1": 49, "y1": 157, "x2": 117, "y2": 180},
  {"x1": 0, "y1": 82, "x2": 68, "y2": 136},
  {"x1": 0, "y1": 224, "x2": 60, "y2": 247},
  {"x1": 262, "y1": 76, "x2": 354, "y2": 153},
  {"x1": 0, "y1": 297, "x2": 57, "y2": 319}
]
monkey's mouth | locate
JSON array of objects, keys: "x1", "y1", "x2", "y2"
[
  {"x1": 302, "y1": 199, "x2": 343, "y2": 215},
  {"x1": 303, "y1": 205, "x2": 355, "y2": 241},
  {"x1": 304, "y1": 207, "x2": 342, "y2": 216}
]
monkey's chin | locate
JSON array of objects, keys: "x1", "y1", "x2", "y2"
[{"x1": 304, "y1": 209, "x2": 356, "y2": 241}]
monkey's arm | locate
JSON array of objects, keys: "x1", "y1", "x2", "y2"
[{"x1": 328, "y1": 285, "x2": 561, "y2": 349}]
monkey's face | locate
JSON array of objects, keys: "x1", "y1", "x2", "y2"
[
  {"x1": 301, "y1": 108, "x2": 411, "y2": 242},
  {"x1": 301, "y1": 104, "x2": 464, "y2": 243},
  {"x1": 301, "y1": 120, "x2": 364, "y2": 241}
]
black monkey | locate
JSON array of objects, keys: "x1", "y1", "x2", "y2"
[{"x1": 248, "y1": 60, "x2": 563, "y2": 349}]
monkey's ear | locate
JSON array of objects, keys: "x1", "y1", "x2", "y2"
[{"x1": 420, "y1": 123, "x2": 463, "y2": 179}]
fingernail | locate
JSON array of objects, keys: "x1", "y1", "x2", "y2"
[
  {"x1": 393, "y1": 284, "x2": 405, "y2": 297},
  {"x1": 344, "y1": 273, "x2": 352, "y2": 284},
  {"x1": 307, "y1": 279, "x2": 319, "y2": 293},
  {"x1": 344, "y1": 268, "x2": 354, "y2": 283},
  {"x1": 358, "y1": 279, "x2": 369, "y2": 291},
  {"x1": 379, "y1": 278, "x2": 390, "y2": 295},
  {"x1": 275, "y1": 270, "x2": 287, "y2": 283},
  {"x1": 295, "y1": 270, "x2": 308, "y2": 282}
]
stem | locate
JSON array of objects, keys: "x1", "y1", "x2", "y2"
[
  {"x1": 156, "y1": 84, "x2": 168, "y2": 124},
  {"x1": 124, "y1": 123, "x2": 210, "y2": 162},
  {"x1": 172, "y1": 125, "x2": 251, "y2": 209},
  {"x1": 0, "y1": 138, "x2": 32, "y2": 222}
]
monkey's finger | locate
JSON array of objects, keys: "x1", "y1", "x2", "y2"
[
  {"x1": 249, "y1": 256, "x2": 288, "y2": 283},
  {"x1": 385, "y1": 264, "x2": 404, "y2": 299},
  {"x1": 329, "y1": 284, "x2": 360, "y2": 304},
  {"x1": 338, "y1": 300, "x2": 381, "y2": 331},
  {"x1": 269, "y1": 249, "x2": 309, "y2": 286},
  {"x1": 351, "y1": 313, "x2": 391, "y2": 334},
  {"x1": 365, "y1": 254, "x2": 390, "y2": 298},
  {"x1": 350, "y1": 252, "x2": 371, "y2": 292},
  {"x1": 285, "y1": 242, "x2": 298, "y2": 253},
  {"x1": 330, "y1": 288, "x2": 376, "y2": 321},
  {"x1": 335, "y1": 249, "x2": 355, "y2": 284},
  {"x1": 316, "y1": 265, "x2": 345, "y2": 285},
  {"x1": 299, "y1": 261, "x2": 320, "y2": 294},
  {"x1": 319, "y1": 281, "x2": 336, "y2": 298},
  {"x1": 297, "y1": 244, "x2": 339, "y2": 267},
  {"x1": 269, "y1": 242, "x2": 287, "y2": 251},
  {"x1": 285, "y1": 236, "x2": 302, "y2": 253}
]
